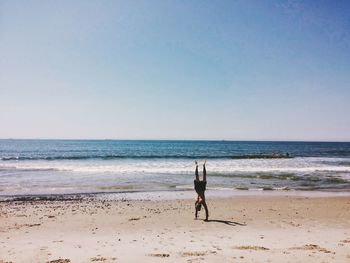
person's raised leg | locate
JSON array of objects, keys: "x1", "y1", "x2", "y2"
[
  {"x1": 203, "y1": 160, "x2": 206, "y2": 182},
  {"x1": 195, "y1": 160, "x2": 199, "y2": 181}
]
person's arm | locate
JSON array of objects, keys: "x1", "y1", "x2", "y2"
[
  {"x1": 203, "y1": 160, "x2": 206, "y2": 182},
  {"x1": 195, "y1": 194, "x2": 200, "y2": 203}
]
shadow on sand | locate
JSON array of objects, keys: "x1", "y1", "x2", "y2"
[{"x1": 205, "y1": 219, "x2": 246, "y2": 226}]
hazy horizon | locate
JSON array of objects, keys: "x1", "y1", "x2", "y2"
[
  {"x1": 1, "y1": 1, "x2": 350, "y2": 141},
  {"x1": 1, "y1": 138, "x2": 350, "y2": 143}
]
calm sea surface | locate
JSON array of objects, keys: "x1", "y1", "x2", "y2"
[{"x1": 1, "y1": 140, "x2": 350, "y2": 196}]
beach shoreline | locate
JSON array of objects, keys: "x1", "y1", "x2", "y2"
[
  {"x1": 1, "y1": 188, "x2": 350, "y2": 202},
  {"x1": 2, "y1": 140, "x2": 350, "y2": 196},
  {"x1": 1, "y1": 194, "x2": 350, "y2": 262}
]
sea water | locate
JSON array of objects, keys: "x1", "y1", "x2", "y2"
[{"x1": 0, "y1": 140, "x2": 350, "y2": 196}]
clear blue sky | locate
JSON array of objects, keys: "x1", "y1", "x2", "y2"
[{"x1": 1, "y1": 0, "x2": 350, "y2": 141}]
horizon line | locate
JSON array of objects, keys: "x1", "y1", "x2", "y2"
[{"x1": 0, "y1": 138, "x2": 349, "y2": 143}]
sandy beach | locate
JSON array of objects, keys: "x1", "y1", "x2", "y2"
[
  {"x1": 1, "y1": 194, "x2": 350, "y2": 263},
  {"x1": 2, "y1": 0, "x2": 350, "y2": 261}
]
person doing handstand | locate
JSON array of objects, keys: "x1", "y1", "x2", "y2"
[{"x1": 194, "y1": 160, "x2": 209, "y2": 221}]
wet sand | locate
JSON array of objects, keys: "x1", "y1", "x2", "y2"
[{"x1": 1, "y1": 195, "x2": 350, "y2": 262}]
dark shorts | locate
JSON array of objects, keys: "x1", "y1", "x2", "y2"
[{"x1": 194, "y1": 180, "x2": 206, "y2": 194}]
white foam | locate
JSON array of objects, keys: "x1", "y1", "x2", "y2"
[
  {"x1": 1, "y1": 157, "x2": 350, "y2": 196},
  {"x1": 1, "y1": 157, "x2": 350, "y2": 174}
]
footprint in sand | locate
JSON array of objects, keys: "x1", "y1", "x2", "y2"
[
  {"x1": 186, "y1": 258, "x2": 205, "y2": 263},
  {"x1": 148, "y1": 253, "x2": 170, "y2": 258},
  {"x1": 90, "y1": 256, "x2": 117, "y2": 261},
  {"x1": 234, "y1": 245, "x2": 270, "y2": 251},
  {"x1": 289, "y1": 244, "x2": 334, "y2": 254},
  {"x1": 128, "y1": 217, "x2": 141, "y2": 221},
  {"x1": 46, "y1": 259, "x2": 71, "y2": 263},
  {"x1": 180, "y1": 251, "x2": 207, "y2": 257}
]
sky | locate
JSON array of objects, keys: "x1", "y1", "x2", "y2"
[{"x1": 1, "y1": 0, "x2": 350, "y2": 141}]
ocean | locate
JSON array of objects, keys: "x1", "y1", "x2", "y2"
[{"x1": 0, "y1": 139, "x2": 350, "y2": 197}]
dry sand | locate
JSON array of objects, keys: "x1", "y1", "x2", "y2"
[{"x1": 1, "y1": 195, "x2": 350, "y2": 262}]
